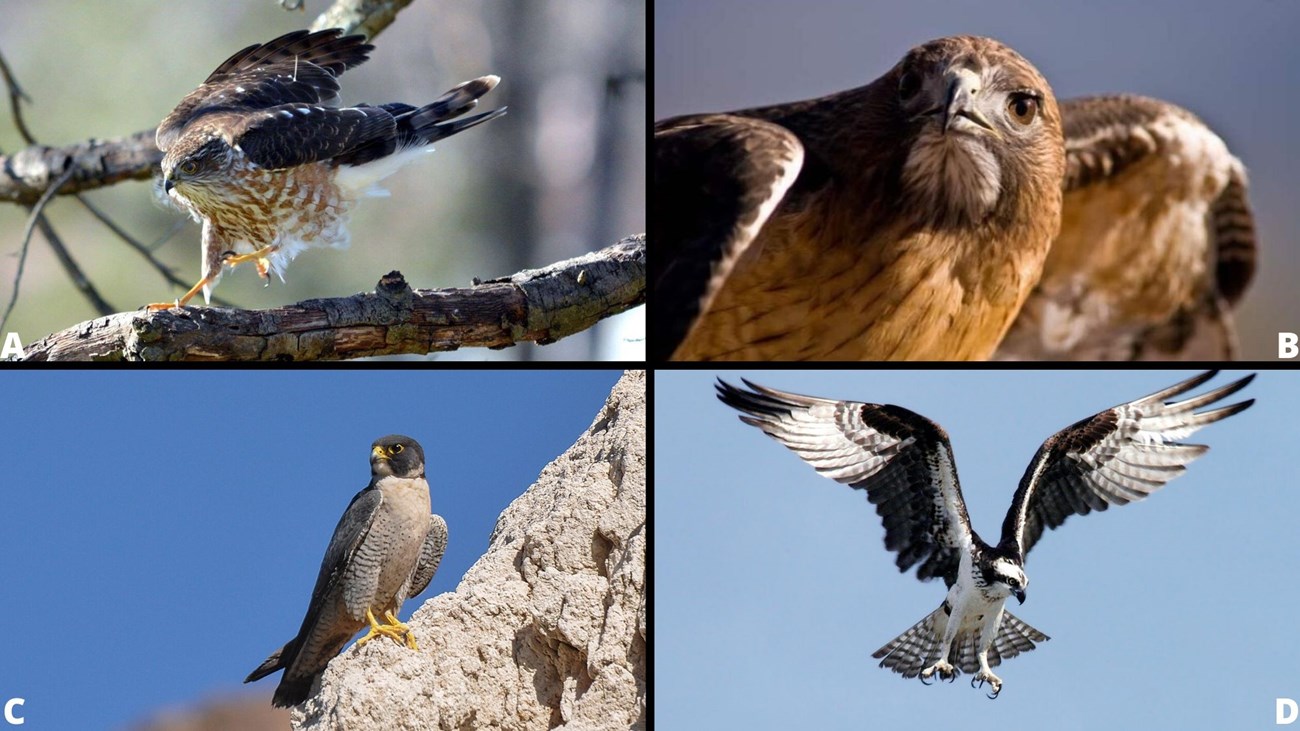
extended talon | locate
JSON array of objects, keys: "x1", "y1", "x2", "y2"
[
  {"x1": 972, "y1": 670, "x2": 1002, "y2": 699},
  {"x1": 221, "y1": 245, "x2": 278, "y2": 269},
  {"x1": 919, "y1": 660, "x2": 957, "y2": 686}
]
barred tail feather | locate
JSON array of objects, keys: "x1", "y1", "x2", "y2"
[
  {"x1": 872, "y1": 607, "x2": 1049, "y2": 678},
  {"x1": 872, "y1": 606, "x2": 948, "y2": 678}
]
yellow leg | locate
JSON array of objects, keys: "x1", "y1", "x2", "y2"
[
  {"x1": 222, "y1": 245, "x2": 277, "y2": 281},
  {"x1": 144, "y1": 275, "x2": 212, "y2": 310}
]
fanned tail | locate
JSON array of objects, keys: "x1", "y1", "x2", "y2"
[{"x1": 872, "y1": 606, "x2": 1049, "y2": 678}]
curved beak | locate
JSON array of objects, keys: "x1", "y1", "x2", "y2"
[
  {"x1": 941, "y1": 67, "x2": 997, "y2": 136},
  {"x1": 1014, "y1": 588, "x2": 1026, "y2": 605},
  {"x1": 163, "y1": 177, "x2": 175, "y2": 194}
]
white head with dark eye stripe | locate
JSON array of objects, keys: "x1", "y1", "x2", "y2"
[
  {"x1": 894, "y1": 35, "x2": 1063, "y2": 228},
  {"x1": 988, "y1": 557, "x2": 1029, "y2": 604}
]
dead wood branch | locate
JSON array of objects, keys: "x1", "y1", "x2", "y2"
[{"x1": 19, "y1": 235, "x2": 644, "y2": 361}]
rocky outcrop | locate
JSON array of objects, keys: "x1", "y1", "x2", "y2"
[{"x1": 294, "y1": 371, "x2": 646, "y2": 730}]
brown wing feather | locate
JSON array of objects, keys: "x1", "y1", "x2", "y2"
[
  {"x1": 996, "y1": 94, "x2": 1257, "y2": 360},
  {"x1": 158, "y1": 29, "x2": 373, "y2": 152},
  {"x1": 229, "y1": 104, "x2": 396, "y2": 170},
  {"x1": 653, "y1": 114, "x2": 804, "y2": 361}
]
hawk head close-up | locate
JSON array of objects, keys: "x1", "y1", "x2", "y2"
[
  {"x1": 889, "y1": 36, "x2": 1063, "y2": 232},
  {"x1": 655, "y1": 35, "x2": 1066, "y2": 361}
]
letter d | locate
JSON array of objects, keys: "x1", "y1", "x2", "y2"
[{"x1": 1278, "y1": 697, "x2": 1298, "y2": 724}]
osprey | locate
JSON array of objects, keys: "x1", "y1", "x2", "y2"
[{"x1": 716, "y1": 371, "x2": 1253, "y2": 698}]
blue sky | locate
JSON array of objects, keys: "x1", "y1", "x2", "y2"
[
  {"x1": 0, "y1": 370, "x2": 621, "y2": 729},
  {"x1": 657, "y1": 370, "x2": 1296, "y2": 730},
  {"x1": 655, "y1": 0, "x2": 1299, "y2": 359}
]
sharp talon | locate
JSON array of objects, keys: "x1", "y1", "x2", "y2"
[
  {"x1": 920, "y1": 674, "x2": 933, "y2": 686},
  {"x1": 972, "y1": 677, "x2": 981, "y2": 689},
  {"x1": 946, "y1": 673, "x2": 956, "y2": 684},
  {"x1": 987, "y1": 688, "x2": 1000, "y2": 700},
  {"x1": 221, "y1": 250, "x2": 236, "y2": 260}
]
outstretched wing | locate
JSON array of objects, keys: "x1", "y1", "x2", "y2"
[
  {"x1": 995, "y1": 95, "x2": 1257, "y2": 360},
  {"x1": 158, "y1": 29, "x2": 373, "y2": 152},
  {"x1": 999, "y1": 371, "x2": 1254, "y2": 559},
  {"x1": 717, "y1": 379, "x2": 973, "y2": 586},
  {"x1": 653, "y1": 115, "x2": 804, "y2": 361}
]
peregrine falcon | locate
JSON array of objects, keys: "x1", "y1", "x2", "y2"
[{"x1": 245, "y1": 435, "x2": 449, "y2": 707}]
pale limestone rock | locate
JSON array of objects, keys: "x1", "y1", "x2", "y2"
[{"x1": 294, "y1": 371, "x2": 646, "y2": 731}]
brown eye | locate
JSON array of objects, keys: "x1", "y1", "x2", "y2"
[
  {"x1": 1007, "y1": 94, "x2": 1039, "y2": 126},
  {"x1": 898, "y1": 71, "x2": 921, "y2": 101},
  {"x1": 180, "y1": 160, "x2": 199, "y2": 175},
  {"x1": 391, "y1": 444, "x2": 404, "y2": 454}
]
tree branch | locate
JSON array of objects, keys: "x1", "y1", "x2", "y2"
[{"x1": 19, "y1": 235, "x2": 644, "y2": 361}]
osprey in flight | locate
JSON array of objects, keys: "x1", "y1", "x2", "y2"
[
  {"x1": 717, "y1": 371, "x2": 1253, "y2": 697},
  {"x1": 151, "y1": 29, "x2": 504, "y2": 309}
]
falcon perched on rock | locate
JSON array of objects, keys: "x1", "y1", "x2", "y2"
[
  {"x1": 245, "y1": 435, "x2": 448, "y2": 707},
  {"x1": 654, "y1": 35, "x2": 1066, "y2": 361},
  {"x1": 151, "y1": 29, "x2": 505, "y2": 309}
]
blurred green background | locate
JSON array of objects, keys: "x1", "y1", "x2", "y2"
[{"x1": 0, "y1": 0, "x2": 646, "y2": 360}]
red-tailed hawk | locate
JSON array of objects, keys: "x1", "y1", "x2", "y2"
[
  {"x1": 994, "y1": 95, "x2": 1257, "y2": 360},
  {"x1": 150, "y1": 29, "x2": 505, "y2": 309},
  {"x1": 654, "y1": 36, "x2": 1066, "y2": 361}
]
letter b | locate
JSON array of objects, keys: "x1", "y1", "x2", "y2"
[{"x1": 1280, "y1": 333, "x2": 1299, "y2": 359}]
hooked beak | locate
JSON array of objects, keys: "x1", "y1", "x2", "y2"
[
  {"x1": 941, "y1": 67, "x2": 997, "y2": 136},
  {"x1": 1014, "y1": 588, "x2": 1026, "y2": 605},
  {"x1": 163, "y1": 177, "x2": 175, "y2": 194}
]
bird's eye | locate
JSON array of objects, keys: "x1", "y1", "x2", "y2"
[
  {"x1": 1006, "y1": 94, "x2": 1039, "y2": 126},
  {"x1": 180, "y1": 160, "x2": 199, "y2": 175},
  {"x1": 898, "y1": 71, "x2": 921, "y2": 101},
  {"x1": 1008, "y1": 578, "x2": 1020, "y2": 587},
  {"x1": 391, "y1": 444, "x2": 404, "y2": 454}
]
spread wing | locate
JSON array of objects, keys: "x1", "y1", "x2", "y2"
[
  {"x1": 996, "y1": 95, "x2": 1257, "y2": 360},
  {"x1": 999, "y1": 371, "x2": 1253, "y2": 559},
  {"x1": 653, "y1": 115, "x2": 804, "y2": 361},
  {"x1": 223, "y1": 103, "x2": 398, "y2": 170},
  {"x1": 717, "y1": 378, "x2": 974, "y2": 586},
  {"x1": 157, "y1": 29, "x2": 373, "y2": 152}
]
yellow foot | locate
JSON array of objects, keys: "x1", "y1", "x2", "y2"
[
  {"x1": 356, "y1": 608, "x2": 418, "y2": 650},
  {"x1": 222, "y1": 245, "x2": 277, "y2": 270},
  {"x1": 144, "y1": 275, "x2": 211, "y2": 310},
  {"x1": 385, "y1": 610, "x2": 419, "y2": 650}
]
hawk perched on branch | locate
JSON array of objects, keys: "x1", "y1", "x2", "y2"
[
  {"x1": 654, "y1": 36, "x2": 1065, "y2": 361},
  {"x1": 151, "y1": 29, "x2": 505, "y2": 309}
]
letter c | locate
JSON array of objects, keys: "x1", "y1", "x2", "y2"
[{"x1": 3, "y1": 698, "x2": 22, "y2": 725}]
